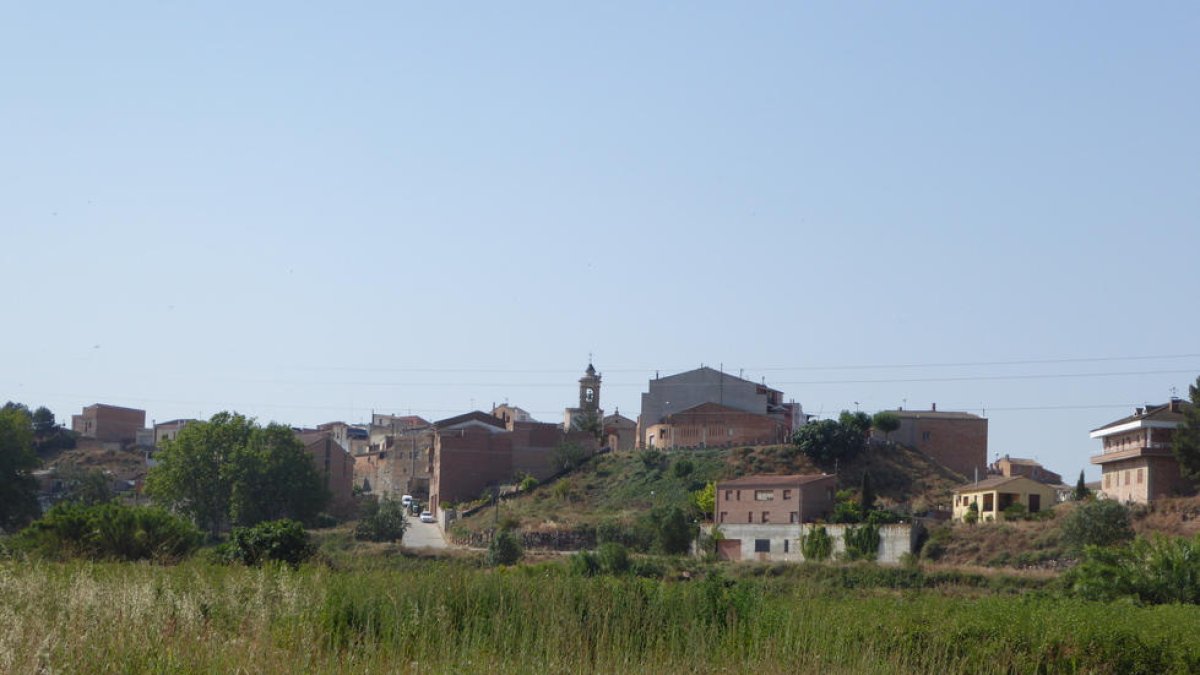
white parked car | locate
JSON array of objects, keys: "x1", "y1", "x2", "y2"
[
  {"x1": 401, "y1": 495, "x2": 413, "y2": 506},
  {"x1": 419, "y1": 511, "x2": 436, "y2": 524}
]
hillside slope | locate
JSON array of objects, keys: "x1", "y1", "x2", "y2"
[{"x1": 454, "y1": 442, "x2": 966, "y2": 534}]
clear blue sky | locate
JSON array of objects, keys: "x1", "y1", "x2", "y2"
[{"x1": 3, "y1": 3, "x2": 1198, "y2": 480}]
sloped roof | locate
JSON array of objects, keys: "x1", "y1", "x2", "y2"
[
  {"x1": 718, "y1": 473, "x2": 832, "y2": 488},
  {"x1": 434, "y1": 411, "x2": 506, "y2": 430},
  {"x1": 1091, "y1": 401, "x2": 1191, "y2": 433},
  {"x1": 888, "y1": 409, "x2": 982, "y2": 420},
  {"x1": 953, "y1": 475, "x2": 1051, "y2": 493}
]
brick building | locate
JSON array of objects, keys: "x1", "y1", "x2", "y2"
[
  {"x1": 644, "y1": 402, "x2": 791, "y2": 449},
  {"x1": 429, "y1": 411, "x2": 596, "y2": 512},
  {"x1": 637, "y1": 367, "x2": 806, "y2": 449},
  {"x1": 603, "y1": 410, "x2": 637, "y2": 451},
  {"x1": 71, "y1": 404, "x2": 146, "y2": 443},
  {"x1": 296, "y1": 430, "x2": 356, "y2": 519},
  {"x1": 872, "y1": 406, "x2": 987, "y2": 479},
  {"x1": 715, "y1": 474, "x2": 836, "y2": 526},
  {"x1": 1090, "y1": 400, "x2": 1194, "y2": 503},
  {"x1": 990, "y1": 455, "x2": 1063, "y2": 485}
]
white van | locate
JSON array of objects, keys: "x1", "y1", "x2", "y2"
[{"x1": 401, "y1": 495, "x2": 413, "y2": 507}]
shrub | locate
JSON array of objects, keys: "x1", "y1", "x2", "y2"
[
  {"x1": 1060, "y1": 499, "x2": 1134, "y2": 552},
  {"x1": 1003, "y1": 503, "x2": 1028, "y2": 521},
  {"x1": 487, "y1": 530, "x2": 523, "y2": 566},
  {"x1": 354, "y1": 495, "x2": 407, "y2": 543},
  {"x1": 842, "y1": 524, "x2": 880, "y2": 561},
  {"x1": 1067, "y1": 535, "x2": 1200, "y2": 604},
  {"x1": 638, "y1": 449, "x2": 667, "y2": 472},
  {"x1": 14, "y1": 502, "x2": 200, "y2": 562},
  {"x1": 518, "y1": 474, "x2": 539, "y2": 492},
  {"x1": 630, "y1": 557, "x2": 667, "y2": 579},
  {"x1": 672, "y1": 459, "x2": 694, "y2": 478},
  {"x1": 569, "y1": 550, "x2": 600, "y2": 576},
  {"x1": 221, "y1": 519, "x2": 315, "y2": 568},
  {"x1": 655, "y1": 507, "x2": 695, "y2": 555},
  {"x1": 598, "y1": 542, "x2": 631, "y2": 574},
  {"x1": 801, "y1": 526, "x2": 833, "y2": 562}
]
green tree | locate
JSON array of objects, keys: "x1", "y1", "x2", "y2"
[
  {"x1": 553, "y1": 441, "x2": 589, "y2": 473},
  {"x1": 1172, "y1": 377, "x2": 1200, "y2": 481},
  {"x1": 656, "y1": 506, "x2": 694, "y2": 555},
  {"x1": 146, "y1": 412, "x2": 327, "y2": 537},
  {"x1": 571, "y1": 411, "x2": 604, "y2": 440},
  {"x1": 691, "y1": 481, "x2": 716, "y2": 520},
  {"x1": 801, "y1": 525, "x2": 833, "y2": 562},
  {"x1": 871, "y1": 411, "x2": 901, "y2": 443},
  {"x1": 793, "y1": 411, "x2": 871, "y2": 465},
  {"x1": 1060, "y1": 499, "x2": 1134, "y2": 552},
  {"x1": 354, "y1": 495, "x2": 408, "y2": 542},
  {"x1": 0, "y1": 405, "x2": 40, "y2": 532},
  {"x1": 1073, "y1": 470, "x2": 1091, "y2": 501},
  {"x1": 55, "y1": 464, "x2": 113, "y2": 506},
  {"x1": 860, "y1": 470, "x2": 876, "y2": 513},
  {"x1": 487, "y1": 529, "x2": 523, "y2": 566},
  {"x1": 31, "y1": 407, "x2": 57, "y2": 436}
]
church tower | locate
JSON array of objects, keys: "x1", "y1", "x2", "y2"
[{"x1": 564, "y1": 361, "x2": 603, "y2": 431}]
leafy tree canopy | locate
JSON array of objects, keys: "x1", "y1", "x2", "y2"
[
  {"x1": 0, "y1": 404, "x2": 41, "y2": 531},
  {"x1": 793, "y1": 411, "x2": 871, "y2": 465},
  {"x1": 146, "y1": 412, "x2": 328, "y2": 537},
  {"x1": 1172, "y1": 377, "x2": 1200, "y2": 482}
]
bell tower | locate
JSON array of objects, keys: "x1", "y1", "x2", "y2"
[{"x1": 578, "y1": 362, "x2": 601, "y2": 412}]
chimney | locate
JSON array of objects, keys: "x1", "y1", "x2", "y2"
[
  {"x1": 931, "y1": 402, "x2": 937, "y2": 412},
  {"x1": 1135, "y1": 407, "x2": 1144, "y2": 416},
  {"x1": 1171, "y1": 398, "x2": 1182, "y2": 413}
]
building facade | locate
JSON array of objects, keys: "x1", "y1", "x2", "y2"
[
  {"x1": 154, "y1": 419, "x2": 197, "y2": 446},
  {"x1": 638, "y1": 367, "x2": 805, "y2": 449},
  {"x1": 1090, "y1": 400, "x2": 1193, "y2": 503},
  {"x1": 645, "y1": 402, "x2": 791, "y2": 450},
  {"x1": 602, "y1": 410, "x2": 637, "y2": 451},
  {"x1": 715, "y1": 474, "x2": 836, "y2": 526},
  {"x1": 71, "y1": 404, "x2": 146, "y2": 443},
  {"x1": 990, "y1": 455, "x2": 1063, "y2": 485},
  {"x1": 296, "y1": 430, "x2": 356, "y2": 518},
  {"x1": 872, "y1": 406, "x2": 988, "y2": 479},
  {"x1": 563, "y1": 363, "x2": 603, "y2": 431},
  {"x1": 952, "y1": 475, "x2": 1058, "y2": 522}
]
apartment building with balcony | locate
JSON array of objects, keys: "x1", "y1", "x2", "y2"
[{"x1": 1090, "y1": 399, "x2": 1193, "y2": 503}]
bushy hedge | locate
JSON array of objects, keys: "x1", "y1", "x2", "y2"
[
  {"x1": 1060, "y1": 499, "x2": 1133, "y2": 551},
  {"x1": 487, "y1": 530, "x2": 522, "y2": 566},
  {"x1": 354, "y1": 496, "x2": 407, "y2": 543},
  {"x1": 13, "y1": 502, "x2": 200, "y2": 562},
  {"x1": 218, "y1": 519, "x2": 315, "y2": 568},
  {"x1": 1067, "y1": 534, "x2": 1200, "y2": 604},
  {"x1": 802, "y1": 526, "x2": 833, "y2": 562},
  {"x1": 842, "y1": 524, "x2": 880, "y2": 561}
]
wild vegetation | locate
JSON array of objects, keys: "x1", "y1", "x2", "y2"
[{"x1": 2, "y1": 553, "x2": 1200, "y2": 673}]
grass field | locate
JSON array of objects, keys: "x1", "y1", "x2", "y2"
[{"x1": 4, "y1": 555, "x2": 1199, "y2": 673}]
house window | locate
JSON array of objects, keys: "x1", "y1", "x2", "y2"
[
  {"x1": 1137, "y1": 469, "x2": 1143, "y2": 484},
  {"x1": 922, "y1": 431, "x2": 931, "y2": 441},
  {"x1": 719, "y1": 512, "x2": 727, "y2": 523},
  {"x1": 725, "y1": 490, "x2": 733, "y2": 501},
  {"x1": 784, "y1": 539, "x2": 790, "y2": 553},
  {"x1": 790, "y1": 511, "x2": 798, "y2": 523},
  {"x1": 754, "y1": 539, "x2": 770, "y2": 553},
  {"x1": 762, "y1": 511, "x2": 770, "y2": 523},
  {"x1": 754, "y1": 490, "x2": 774, "y2": 501},
  {"x1": 982, "y1": 493, "x2": 994, "y2": 512},
  {"x1": 1125, "y1": 471, "x2": 1130, "y2": 486},
  {"x1": 783, "y1": 490, "x2": 792, "y2": 500},
  {"x1": 748, "y1": 512, "x2": 753, "y2": 523}
]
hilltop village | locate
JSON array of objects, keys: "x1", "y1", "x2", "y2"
[{"x1": 20, "y1": 362, "x2": 1199, "y2": 564}]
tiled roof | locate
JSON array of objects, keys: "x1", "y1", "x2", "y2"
[
  {"x1": 953, "y1": 475, "x2": 1026, "y2": 492},
  {"x1": 718, "y1": 473, "x2": 832, "y2": 488},
  {"x1": 434, "y1": 411, "x2": 506, "y2": 430},
  {"x1": 1091, "y1": 401, "x2": 1191, "y2": 432}
]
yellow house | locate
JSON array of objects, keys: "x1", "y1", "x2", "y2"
[{"x1": 952, "y1": 475, "x2": 1058, "y2": 522}]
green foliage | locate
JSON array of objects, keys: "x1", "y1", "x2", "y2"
[
  {"x1": 354, "y1": 495, "x2": 408, "y2": 542},
  {"x1": 842, "y1": 523, "x2": 880, "y2": 561},
  {"x1": 792, "y1": 411, "x2": 870, "y2": 465},
  {"x1": 672, "y1": 458, "x2": 694, "y2": 478},
  {"x1": 1073, "y1": 469, "x2": 1091, "y2": 501},
  {"x1": 655, "y1": 506, "x2": 695, "y2": 555},
  {"x1": 801, "y1": 525, "x2": 833, "y2": 562},
  {"x1": 871, "y1": 411, "x2": 901, "y2": 440},
  {"x1": 638, "y1": 448, "x2": 667, "y2": 471},
  {"x1": 1002, "y1": 503, "x2": 1028, "y2": 521},
  {"x1": 146, "y1": 412, "x2": 328, "y2": 537},
  {"x1": 1067, "y1": 534, "x2": 1200, "y2": 604},
  {"x1": 518, "y1": 474, "x2": 539, "y2": 492},
  {"x1": 0, "y1": 404, "x2": 40, "y2": 531},
  {"x1": 220, "y1": 519, "x2": 315, "y2": 567},
  {"x1": 553, "y1": 441, "x2": 590, "y2": 474},
  {"x1": 1172, "y1": 377, "x2": 1200, "y2": 481},
  {"x1": 597, "y1": 541, "x2": 631, "y2": 574},
  {"x1": 487, "y1": 529, "x2": 523, "y2": 566},
  {"x1": 859, "y1": 470, "x2": 875, "y2": 513},
  {"x1": 54, "y1": 463, "x2": 113, "y2": 506},
  {"x1": 568, "y1": 549, "x2": 600, "y2": 576},
  {"x1": 570, "y1": 411, "x2": 603, "y2": 439},
  {"x1": 920, "y1": 525, "x2": 951, "y2": 561},
  {"x1": 691, "y1": 481, "x2": 715, "y2": 519},
  {"x1": 1060, "y1": 499, "x2": 1134, "y2": 551},
  {"x1": 829, "y1": 489, "x2": 862, "y2": 524},
  {"x1": 14, "y1": 502, "x2": 200, "y2": 561}
]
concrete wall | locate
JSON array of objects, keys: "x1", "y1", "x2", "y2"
[{"x1": 713, "y1": 523, "x2": 915, "y2": 564}]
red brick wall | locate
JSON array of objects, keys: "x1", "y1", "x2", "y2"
[
  {"x1": 660, "y1": 406, "x2": 788, "y2": 449},
  {"x1": 74, "y1": 405, "x2": 146, "y2": 443},
  {"x1": 715, "y1": 476, "x2": 835, "y2": 525},
  {"x1": 893, "y1": 416, "x2": 987, "y2": 478},
  {"x1": 304, "y1": 435, "x2": 355, "y2": 519}
]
